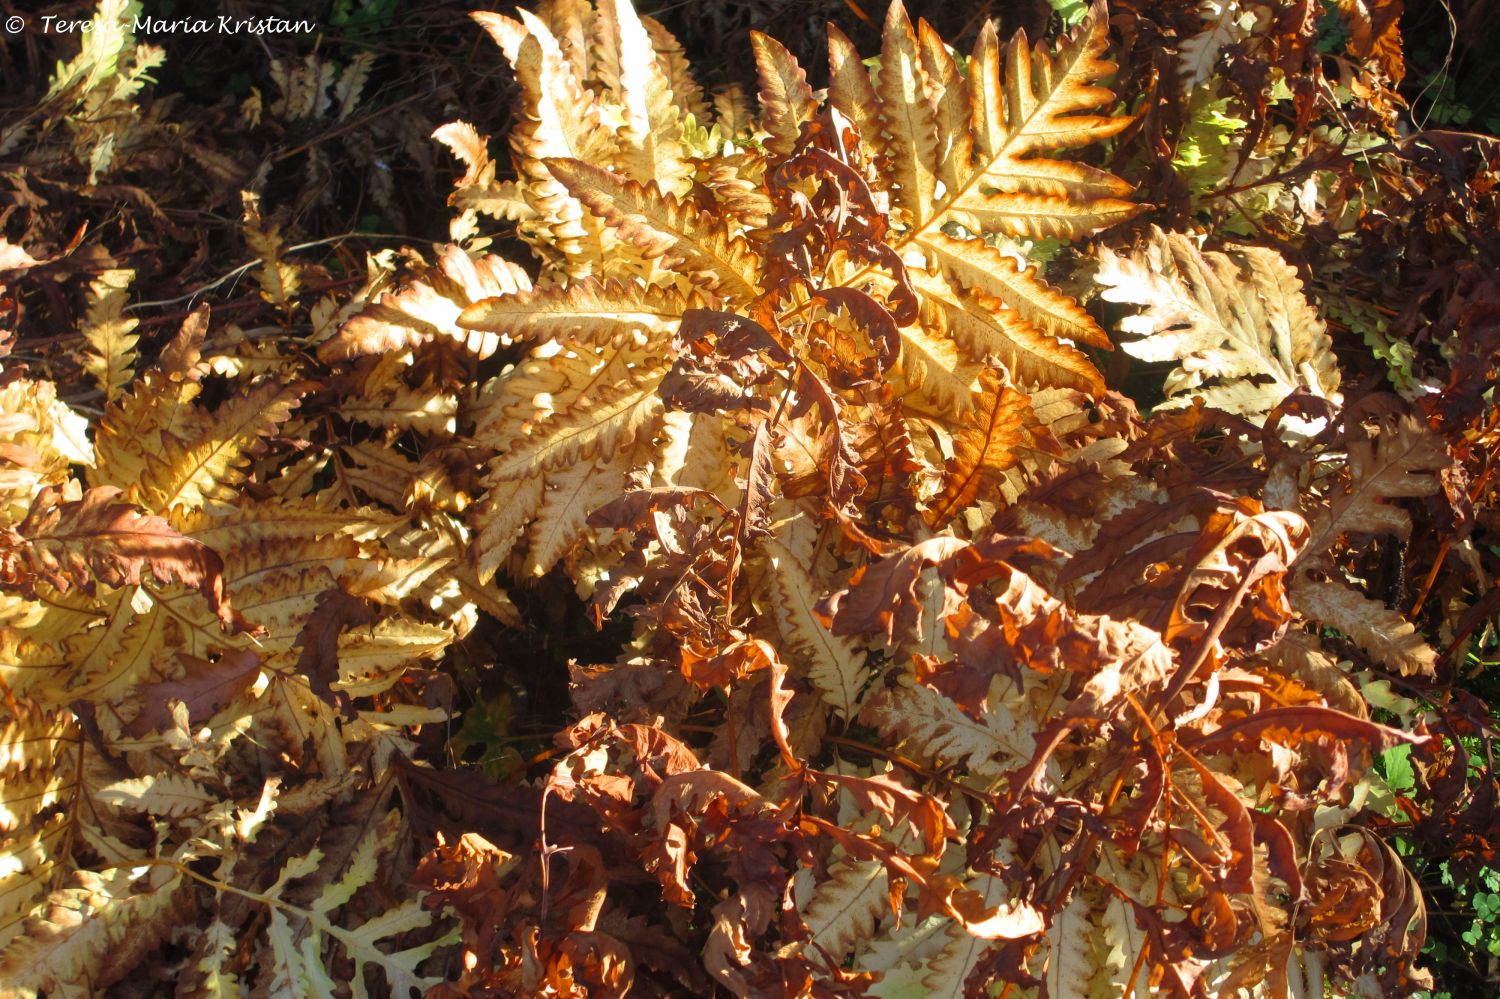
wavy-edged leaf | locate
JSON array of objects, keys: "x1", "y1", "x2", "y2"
[
  {"x1": 765, "y1": 530, "x2": 869, "y2": 719},
  {"x1": 752, "y1": 31, "x2": 817, "y2": 157},
  {"x1": 947, "y1": 4, "x2": 1138, "y2": 238},
  {"x1": 860, "y1": 680, "x2": 1035, "y2": 781},
  {"x1": 526, "y1": 450, "x2": 637, "y2": 576},
  {"x1": 826, "y1": 24, "x2": 886, "y2": 170},
  {"x1": 485, "y1": 358, "x2": 667, "y2": 481},
  {"x1": 0, "y1": 865, "x2": 190, "y2": 997},
  {"x1": 803, "y1": 857, "x2": 891, "y2": 963},
  {"x1": 923, "y1": 281, "x2": 1105, "y2": 395},
  {"x1": 920, "y1": 231, "x2": 1107, "y2": 347},
  {"x1": 607, "y1": 0, "x2": 691, "y2": 192},
  {"x1": 892, "y1": 321, "x2": 977, "y2": 417},
  {"x1": 1300, "y1": 412, "x2": 1449, "y2": 562},
  {"x1": 319, "y1": 245, "x2": 531, "y2": 361},
  {"x1": 474, "y1": 11, "x2": 613, "y2": 270},
  {"x1": 95, "y1": 773, "x2": 215, "y2": 817},
  {"x1": 1291, "y1": 578, "x2": 1437, "y2": 677},
  {"x1": 877, "y1": 2, "x2": 942, "y2": 229},
  {"x1": 3, "y1": 485, "x2": 243, "y2": 631},
  {"x1": 1039, "y1": 892, "x2": 1103, "y2": 998},
  {"x1": 471, "y1": 473, "x2": 545, "y2": 583}
]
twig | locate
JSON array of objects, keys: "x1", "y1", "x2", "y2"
[{"x1": 124, "y1": 232, "x2": 410, "y2": 313}]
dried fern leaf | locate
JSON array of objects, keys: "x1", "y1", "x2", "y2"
[
  {"x1": 485, "y1": 361, "x2": 666, "y2": 480},
  {"x1": 1300, "y1": 412, "x2": 1449, "y2": 562},
  {"x1": 525, "y1": 452, "x2": 636, "y2": 576},
  {"x1": 1291, "y1": 578, "x2": 1437, "y2": 677},
  {"x1": 459, "y1": 277, "x2": 687, "y2": 346},
  {"x1": 544, "y1": 158, "x2": 762, "y2": 298},
  {"x1": 320, "y1": 245, "x2": 531, "y2": 361},
  {"x1": 79, "y1": 269, "x2": 139, "y2": 402},
  {"x1": 928, "y1": 367, "x2": 1043, "y2": 522},
  {"x1": 877, "y1": 3, "x2": 942, "y2": 229},
  {"x1": 2, "y1": 485, "x2": 241, "y2": 631},
  {"x1": 860, "y1": 680, "x2": 1036, "y2": 782},
  {"x1": 0, "y1": 865, "x2": 190, "y2": 998},
  {"x1": 926, "y1": 285, "x2": 1105, "y2": 395},
  {"x1": 1096, "y1": 227, "x2": 1343, "y2": 420},
  {"x1": 607, "y1": 0, "x2": 691, "y2": 191},
  {"x1": 765, "y1": 527, "x2": 869, "y2": 719},
  {"x1": 135, "y1": 380, "x2": 303, "y2": 513},
  {"x1": 752, "y1": 31, "x2": 817, "y2": 157},
  {"x1": 921, "y1": 232, "x2": 1107, "y2": 348}
]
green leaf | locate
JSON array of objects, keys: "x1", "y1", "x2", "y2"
[{"x1": 1380, "y1": 743, "x2": 1415, "y2": 795}]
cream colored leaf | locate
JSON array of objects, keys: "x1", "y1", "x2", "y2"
[
  {"x1": 927, "y1": 285, "x2": 1105, "y2": 395},
  {"x1": 524, "y1": 454, "x2": 634, "y2": 576},
  {"x1": 948, "y1": 5, "x2": 1137, "y2": 238},
  {"x1": 877, "y1": 2, "x2": 941, "y2": 229},
  {"x1": 1039, "y1": 892, "x2": 1098, "y2": 998},
  {"x1": 1179, "y1": 1, "x2": 1248, "y2": 90},
  {"x1": 920, "y1": 874, "x2": 1023, "y2": 996},
  {"x1": 472, "y1": 474, "x2": 545, "y2": 583},
  {"x1": 135, "y1": 380, "x2": 302, "y2": 513},
  {"x1": 0, "y1": 866, "x2": 187, "y2": 997},
  {"x1": 96, "y1": 773, "x2": 215, "y2": 817},
  {"x1": 920, "y1": 232, "x2": 1108, "y2": 347},
  {"x1": 485, "y1": 360, "x2": 667, "y2": 481},
  {"x1": 607, "y1": 0, "x2": 690, "y2": 192},
  {"x1": 340, "y1": 387, "x2": 458, "y2": 435},
  {"x1": 1096, "y1": 227, "x2": 1343, "y2": 421},
  {"x1": 803, "y1": 857, "x2": 892, "y2": 963},
  {"x1": 860, "y1": 680, "x2": 1035, "y2": 781},
  {"x1": 320, "y1": 245, "x2": 531, "y2": 361},
  {"x1": 473, "y1": 14, "x2": 612, "y2": 274},
  {"x1": 893, "y1": 321, "x2": 978, "y2": 417},
  {"x1": 826, "y1": 24, "x2": 887, "y2": 170}
]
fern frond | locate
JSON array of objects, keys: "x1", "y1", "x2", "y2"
[
  {"x1": 1291, "y1": 578, "x2": 1437, "y2": 677},
  {"x1": 544, "y1": 158, "x2": 762, "y2": 298},
  {"x1": 0, "y1": 865, "x2": 190, "y2": 998},
  {"x1": 484, "y1": 356, "x2": 667, "y2": 480},
  {"x1": 524, "y1": 452, "x2": 636, "y2": 576},
  {"x1": 459, "y1": 277, "x2": 688, "y2": 346},
  {"x1": 925, "y1": 285, "x2": 1104, "y2": 395},
  {"x1": 752, "y1": 31, "x2": 816, "y2": 157},
  {"x1": 928, "y1": 366, "x2": 1043, "y2": 522},
  {"x1": 861, "y1": 680, "x2": 1036, "y2": 782},
  {"x1": 765, "y1": 528, "x2": 869, "y2": 719},
  {"x1": 320, "y1": 245, "x2": 532, "y2": 361},
  {"x1": 1096, "y1": 227, "x2": 1343, "y2": 420},
  {"x1": 920, "y1": 232, "x2": 1107, "y2": 347},
  {"x1": 135, "y1": 380, "x2": 303, "y2": 513},
  {"x1": 79, "y1": 269, "x2": 139, "y2": 402},
  {"x1": 876, "y1": 3, "x2": 942, "y2": 230},
  {"x1": 1300, "y1": 412, "x2": 1449, "y2": 561}
]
